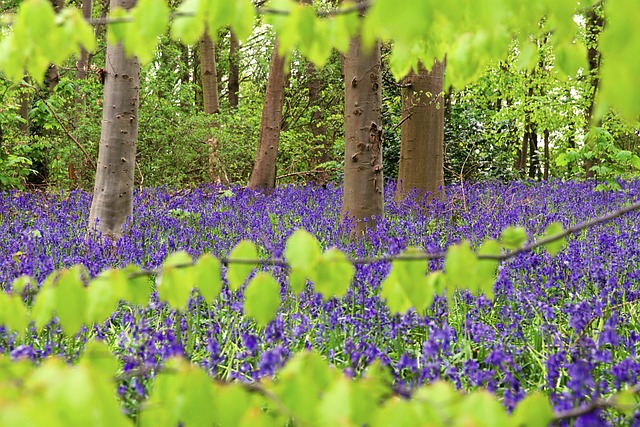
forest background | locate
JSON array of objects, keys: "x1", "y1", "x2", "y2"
[{"x1": 0, "y1": 0, "x2": 638, "y2": 200}]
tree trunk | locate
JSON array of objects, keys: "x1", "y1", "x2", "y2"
[
  {"x1": 543, "y1": 128, "x2": 549, "y2": 180},
  {"x1": 228, "y1": 30, "x2": 240, "y2": 109},
  {"x1": 248, "y1": 37, "x2": 286, "y2": 191},
  {"x1": 395, "y1": 60, "x2": 445, "y2": 203},
  {"x1": 76, "y1": 0, "x2": 93, "y2": 80},
  {"x1": 200, "y1": 28, "x2": 220, "y2": 114},
  {"x1": 342, "y1": 33, "x2": 383, "y2": 236},
  {"x1": 584, "y1": 4, "x2": 604, "y2": 178},
  {"x1": 528, "y1": 127, "x2": 538, "y2": 179},
  {"x1": 87, "y1": 0, "x2": 140, "y2": 241},
  {"x1": 307, "y1": 61, "x2": 329, "y2": 165}
]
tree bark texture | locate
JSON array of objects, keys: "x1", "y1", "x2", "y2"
[
  {"x1": 342, "y1": 35, "x2": 383, "y2": 235},
  {"x1": 200, "y1": 28, "x2": 220, "y2": 114},
  {"x1": 395, "y1": 60, "x2": 445, "y2": 203},
  {"x1": 248, "y1": 37, "x2": 286, "y2": 191},
  {"x1": 87, "y1": 0, "x2": 140, "y2": 241},
  {"x1": 228, "y1": 30, "x2": 240, "y2": 109},
  {"x1": 528, "y1": 127, "x2": 538, "y2": 179}
]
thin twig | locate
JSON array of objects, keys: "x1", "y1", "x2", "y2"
[
  {"x1": 31, "y1": 85, "x2": 96, "y2": 170},
  {"x1": 552, "y1": 383, "x2": 640, "y2": 422},
  {"x1": 390, "y1": 112, "x2": 413, "y2": 133}
]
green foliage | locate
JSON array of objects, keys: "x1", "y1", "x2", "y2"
[{"x1": 557, "y1": 127, "x2": 640, "y2": 190}]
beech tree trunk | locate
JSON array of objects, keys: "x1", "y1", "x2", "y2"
[
  {"x1": 248, "y1": 37, "x2": 286, "y2": 191},
  {"x1": 200, "y1": 28, "x2": 220, "y2": 114},
  {"x1": 395, "y1": 60, "x2": 445, "y2": 203},
  {"x1": 87, "y1": 0, "x2": 140, "y2": 241},
  {"x1": 342, "y1": 33, "x2": 383, "y2": 236},
  {"x1": 228, "y1": 30, "x2": 240, "y2": 109}
]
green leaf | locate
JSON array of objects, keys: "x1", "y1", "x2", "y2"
[
  {"x1": 171, "y1": 0, "x2": 206, "y2": 45},
  {"x1": 458, "y1": 390, "x2": 510, "y2": 426},
  {"x1": 614, "y1": 388, "x2": 637, "y2": 417},
  {"x1": 381, "y1": 247, "x2": 433, "y2": 314},
  {"x1": 54, "y1": 266, "x2": 87, "y2": 336},
  {"x1": 500, "y1": 226, "x2": 527, "y2": 250},
  {"x1": 311, "y1": 248, "x2": 354, "y2": 300},
  {"x1": 31, "y1": 271, "x2": 58, "y2": 330},
  {"x1": 285, "y1": 229, "x2": 322, "y2": 272},
  {"x1": 555, "y1": 152, "x2": 569, "y2": 167},
  {"x1": 274, "y1": 351, "x2": 338, "y2": 425},
  {"x1": 555, "y1": 41, "x2": 587, "y2": 78},
  {"x1": 158, "y1": 251, "x2": 195, "y2": 311},
  {"x1": 11, "y1": 275, "x2": 34, "y2": 295},
  {"x1": 195, "y1": 253, "x2": 222, "y2": 304},
  {"x1": 444, "y1": 240, "x2": 477, "y2": 291},
  {"x1": 0, "y1": 293, "x2": 29, "y2": 336},
  {"x1": 107, "y1": 7, "x2": 130, "y2": 46},
  {"x1": 86, "y1": 269, "x2": 127, "y2": 325},
  {"x1": 318, "y1": 376, "x2": 352, "y2": 426},
  {"x1": 542, "y1": 222, "x2": 565, "y2": 256},
  {"x1": 227, "y1": 240, "x2": 258, "y2": 291},
  {"x1": 285, "y1": 229, "x2": 322, "y2": 294},
  {"x1": 127, "y1": 0, "x2": 169, "y2": 64},
  {"x1": 181, "y1": 367, "x2": 218, "y2": 427},
  {"x1": 512, "y1": 392, "x2": 554, "y2": 427},
  {"x1": 476, "y1": 239, "x2": 500, "y2": 298},
  {"x1": 212, "y1": 383, "x2": 250, "y2": 426},
  {"x1": 124, "y1": 264, "x2": 153, "y2": 306},
  {"x1": 244, "y1": 272, "x2": 281, "y2": 327}
]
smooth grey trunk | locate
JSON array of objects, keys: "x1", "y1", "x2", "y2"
[
  {"x1": 395, "y1": 60, "x2": 445, "y2": 203},
  {"x1": 342, "y1": 33, "x2": 383, "y2": 236},
  {"x1": 200, "y1": 28, "x2": 220, "y2": 114},
  {"x1": 248, "y1": 37, "x2": 286, "y2": 191},
  {"x1": 87, "y1": 0, "x2": 140, "y2": 241}
]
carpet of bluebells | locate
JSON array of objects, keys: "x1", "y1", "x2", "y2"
[{"x1": 1, "y1": 179, "x2": 640, "y2": 425}]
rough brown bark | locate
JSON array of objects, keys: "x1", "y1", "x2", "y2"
[
  {"x1": 200, "y1": 28, "x2": 220, "y2": 114},
  {"x1": 228, "y1": 30, "x2": 240, "y2": 109},
  {"x1": 248, "y1": 37, "x2": 287, "y2": 191},
  {"x1": 342, "y1": 33, "x2": 383, "y2": 236},
  {"x1": 87, "y1": 0, "x2": 140, "y2": 241},
  {"x1": 395, "y1": 60, "x2": 445, "y2": 203}
]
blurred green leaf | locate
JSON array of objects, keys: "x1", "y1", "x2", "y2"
[
  {"x1": 158, "y1": 251, "x2": 194, "y2": 311},
  {"x1": 512, "y1": 392, "x2": 554, "y2": 427},
  {"x1": 500, "y1": 226, "x2": 527, "y2": 250},
  {"x1": 54, "y1": 265, "x2": 87, "y2": 336},
  {"x1": 195, "y1": 253, "x2": 222, "y2": 304},
  {"x1": 311, "y1": 248, "x2": 354, "y2": 300},
  {"x1": 244, "y1": 272, "x2": 281, "y2": 327},
  {"x1": 227, "y1": 240, "x2": 258, "y2": 291},
  {"x1": 543, "y1": 222, "x2": 565, "y2": 256}
]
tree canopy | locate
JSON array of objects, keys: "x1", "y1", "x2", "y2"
[{"x1": 1, "y1": 0, "x2": 639, "y2": 121}]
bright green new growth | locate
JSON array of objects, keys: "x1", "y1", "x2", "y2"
[{"x1": 2, "y1": 0, "x2": 640, "y2": 118}]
